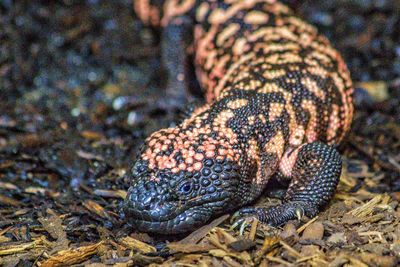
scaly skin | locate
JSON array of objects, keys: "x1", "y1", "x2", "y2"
[{"x1": 124, "y1": 0, "x2": 353, "y2": 234}]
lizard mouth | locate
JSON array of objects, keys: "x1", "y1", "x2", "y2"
[
  {"x1": 125, "y1": 206, "x2": 213, "y2": 234},
  {"x1": 123, "y1": 191, "x2": 232, "y2": 234}
]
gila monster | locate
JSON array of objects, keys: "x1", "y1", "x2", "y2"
[{"x1": 124, "y1": 0, "x2": 353, "y2": 234}]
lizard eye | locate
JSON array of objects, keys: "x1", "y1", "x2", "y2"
[{"x1": 179, "y1": 182, "x2": 192, "y2": 194}]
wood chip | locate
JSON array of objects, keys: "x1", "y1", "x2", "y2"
[
  {"x1": 93, "y1": 189, "x2": 127, "y2": 199},
  {"x1": 297, "y1": 216, "x2": 319, "y2": 234},
  {"x1": 360, "y1": 252, "x2": 397, "y2": 267},
  {"x1": 248, "y1": 218, "x2": 258, "y2": 241},
  {"x1": 228, "y1": 239, "x2": 256, "y2": 252},
  {"x1": 83, "y1": 200, "x2": 110, "y2": 219},
  {"x1": 348, "y1": 194, "x2": 383, "y2": 217},
  {"x1": 167, "y1": 243, "x2": 214, "y2": 253},
  {"x1": 178, "y1": 214, "x2": 229, "y2": 244},
  {"x1": 39, "y1": 242, "x2": 104, "y2": 267},
  {"x1": 119, "y1": 236, "x2": 156, "y2": 253},
  {"x1": 0, "y1": 240, "x2": 40, "y2": 256}
]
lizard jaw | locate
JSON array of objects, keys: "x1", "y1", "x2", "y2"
[{"x1": 125, "y1": 206, "x2": 212, "y2": 234}]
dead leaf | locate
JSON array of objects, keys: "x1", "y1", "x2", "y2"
[{"x1": 301, "y1": 221, "x2": 324, "y2": 240}]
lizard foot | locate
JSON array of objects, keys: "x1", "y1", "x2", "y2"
[
  {"x1": 230, "y1": 211, "x2": 257, "y2": 235},
  {"x1": 231, "y1": 201, "x2": 318, "y2": 231}
]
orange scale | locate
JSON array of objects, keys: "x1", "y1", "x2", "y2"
[
  {"x1": 178, "y1": 163, "x2": 187, "y2": 170},
  {"x1": 194, "y1": 153, "x2": 204, "y2": 161},
  {"x1": 218, "y1": 148, "x2": 227, "y2": 156},
  {"x1": 165, "y1": 161, "x2": 176, "y2": 169},
  {"x1": 193, "y1": 162, "x2": 203, "y2": 171},
  {"x1": 153, "y1": 133, "x2": 162, "y2": 138},
  {"x1": 164, "y1": 139, "x2": 172, "y2": 145},
  {"x1": 148, "y1": 138, "x2": 157, "y2": 147},
  {"x1": 179, "y1": 144, "x2": 187, "y2": 151},
  {"x1": 153, "y1": 141, "x2": 162, "y2": 148},
  {"x1": 186, "y1": 157, "x2": 194, "y2": 165},
  {"x1": 207, "y1": 144, "x2": 216, "y2": 150},
  {"x1": 205, "y1": 150, "x2": 215, "y2": 158}
]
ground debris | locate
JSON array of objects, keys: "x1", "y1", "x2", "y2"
[
  {"x1": 38, "y1": 209, "x2": 69, "y2": 253},
  {"x1": 38, "y1": 241, "x2": 104, "y2": 267},
  {"x1": 119, "y1": 236, "x2": 156, "y2": 254}
]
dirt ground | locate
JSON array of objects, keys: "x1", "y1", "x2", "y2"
[{"x1": 0, "y1": 1, "x2": 399, "y2": 266}]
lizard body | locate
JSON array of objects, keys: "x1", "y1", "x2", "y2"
[{"x1": 124, "y1": 0, "x2": 353, "y2": 234}]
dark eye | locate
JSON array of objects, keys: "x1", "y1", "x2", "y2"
[{"x1": 180, "y1": 182, "x2": 192, "y2": 194}]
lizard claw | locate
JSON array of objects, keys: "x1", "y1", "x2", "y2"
[
  {"x1": 295, "y1": 207, "x2": 304, "y2": 221},
  {"x1": 230, "y1": 217, "x2": 244, "y2": 231},
  {"x1": 230, "y1": 211, "x2": 257, "y2": 235}
]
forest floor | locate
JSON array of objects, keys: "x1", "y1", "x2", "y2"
[{"x1": 0, "y1": 1, "x2": 399, "y2": 266}]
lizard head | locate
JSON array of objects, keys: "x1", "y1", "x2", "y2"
[{"x1": 123, "y1": 127, "x2": 241, "y2": 234}]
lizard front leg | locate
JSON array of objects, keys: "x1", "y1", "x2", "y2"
[{"x1": 233, "y1": 142, "x2": 341, "y2": 228}]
